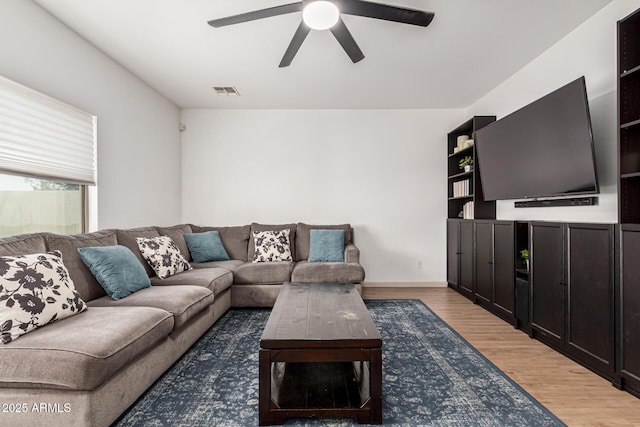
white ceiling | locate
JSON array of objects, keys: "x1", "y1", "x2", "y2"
[{"x1": 33, "y1": 0, "x2": 613, "y2": 109}]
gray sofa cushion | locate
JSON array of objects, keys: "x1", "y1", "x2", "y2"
[
  {"x1": 231, "y1": 284, "x2": 283, "y2": 307},
  {"x1": 291, "y1": 261, "x2": 365, "y2": 283},
  {"x1": 0, "y1": 306, "x2": 173, "y2": 390},
  {"x1": 190, "y1": 259, "x2": 245, "y2": 271},
  {"x1": 89, "y1": 285, "x2": 214, "y2": 330},
  {"x1": 344, "y1": 243, "x2": 361, "y2": 264},
  {"x1": 46, "y1": 231, "x2": 117, "y2": 302},
  {"x1": 191, "y1": 225, "x2": 250, "y2": 261},
  {"x1": 156, "y1": 224, "x2": 192, "y2": 262},
  {"x1": 296, "y1": 223, "x2": 353, "y2": 261},
  {"x1": 0, "y1": 233, "x2": 48, "y2": 256},
  {"x1": 150, "y1": 268, "x2": 233, "y2": 296},
  {"x1": 234, "y1": 261, "x2": 294, "y2": 285},
  {"x1": 115, "y1": 227, "x2": 160, "y2": 277},
  {"x1": 249, "y1": 223, "x2": 297, "y2": 261}
]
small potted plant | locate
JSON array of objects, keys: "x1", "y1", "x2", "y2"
[
  {"x1": 459, "y1": 156, "x2": 474, "y2": 172},
  {"x1": 520, "y1": 249, "x2": 529, "y2": 271}
]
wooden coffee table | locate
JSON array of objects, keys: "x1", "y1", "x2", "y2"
[{"x1": 259, "y1": 282, "x2": 382, "y2": 425}]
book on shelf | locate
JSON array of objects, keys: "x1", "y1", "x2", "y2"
[
  {"x1": 452, "y1": 179, "x2": 470, "y2": 198},
  {"x1": 463, "y1": 201, "x2": 474, "y2": 219}
]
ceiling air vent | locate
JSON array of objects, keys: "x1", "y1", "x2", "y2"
[{"x1": 212, "y1": 86, "x2": 240, "y2": 96}]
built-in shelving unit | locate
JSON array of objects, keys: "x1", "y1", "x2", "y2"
[
  {"x1": 445, "y1": 7, "x2": 640, "y2": 401},
  {"x1": 515, "y1": 222, "x2": 530, "y2": 334},
  {"x1": 447, "y1": 116, "x2": 496, "y2": 220},
  {"x1": 618, "y1": 8, "x2": 640, "y2": 223},
  {"x1": 618, "y1": 7, "x2": 640, "y2": 399}
]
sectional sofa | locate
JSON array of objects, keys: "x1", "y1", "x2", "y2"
[{"x1": 0, "y1": 222, "x2": 364, "y2": 427}]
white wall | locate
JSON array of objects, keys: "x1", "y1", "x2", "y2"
[
  {"x1": 0, "y1": 0, "x2": 182, "y2": 229},
  {"x1": 467, "y1": 0, "x2": 640, "y2": 223},
  {"x1": 181, "y1": 109, "x2": 464, "y2": 284}
]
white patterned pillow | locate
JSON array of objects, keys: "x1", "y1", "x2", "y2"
[
  {"x1": 252, "y1": 230, "x2": 293, "y2": 263},
  {"x1": 0, "y1": 251, "x2": 87, "y2": 344},
  {"x1": 136, "y1": 236, "x2": 192, "y2": 279}
]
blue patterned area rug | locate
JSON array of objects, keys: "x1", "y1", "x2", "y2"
[{"x1": 112, "y1": 300, "x2": 565, "y2": 426}]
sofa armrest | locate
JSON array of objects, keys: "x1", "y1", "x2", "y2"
[{"x1": 344, "y1": 244, "x2": 360, "y2": 264}]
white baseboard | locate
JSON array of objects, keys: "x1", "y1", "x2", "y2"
[{"x1": 362, "y1": 282, "x2": 447, "y2": 288}]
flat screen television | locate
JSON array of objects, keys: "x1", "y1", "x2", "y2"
[{"x1": 474, "y1": 77, "x2": 599, "y2": 201}]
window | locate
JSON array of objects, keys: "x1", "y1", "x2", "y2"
[
  {"x1": 0, "y1": 173, "x2": 85, "y2": 237},
  {"x1": 0, "y1": 75, "x2": 96, "y2": 237}
]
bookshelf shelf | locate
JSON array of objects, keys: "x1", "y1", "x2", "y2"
[
  {"x1": 448, "y1": 170, "x2": 474, "y2": 180},
  {"x1": 621, "y1": 63, "x2": 640, "y2": 78},
  {"x1": 447, "y1": 116, "x2": 496, "y2": 220},
  {"x1": 619, "y1": 8, "x2": 640, "y2": 223}
]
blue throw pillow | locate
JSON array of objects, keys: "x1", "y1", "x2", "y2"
[
  {"x1": 77, "y1": 245, "x2": 151, "y2": 300},
  {"x1": 308, "y1": 229, "x2": 345, "y2": 262},
  {"x1": 184, "y1": 231, "x2": 230, "y2": 263}
]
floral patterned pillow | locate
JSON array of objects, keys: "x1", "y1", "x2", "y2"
[
  {"x1": 0, "y1": 251, "x2": 87, "y2": 344},
  {"x1": 136, "y1": 236, "x2": 192, "y2": 279},
  {"x1": 252, "y1": 230, "x2": 293, "y2": 263}
]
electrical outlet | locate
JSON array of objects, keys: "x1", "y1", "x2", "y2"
[{"x1": 416, "y1": 260, "x2": 423, "y2": 270}]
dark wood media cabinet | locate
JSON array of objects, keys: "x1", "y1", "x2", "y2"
[{"x1": 446, "y1": 219, "x2": 640, "y2": 398}]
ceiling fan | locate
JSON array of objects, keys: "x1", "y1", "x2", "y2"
[{"x1": 207, "y1": 0, "x2": 435, "y2": 67}]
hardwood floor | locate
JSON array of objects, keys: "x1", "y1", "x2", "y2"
[{"x1": 362, "y1": 286, "x2": 640, "y2": 427}]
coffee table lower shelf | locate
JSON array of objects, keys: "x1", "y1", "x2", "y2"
[{"x1": 259, "y1": 348, "x2": 382, "y2": 425}]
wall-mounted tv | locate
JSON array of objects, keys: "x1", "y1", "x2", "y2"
[{"x1": 474, "y1": 77, "x2": 599, "y2": 201}]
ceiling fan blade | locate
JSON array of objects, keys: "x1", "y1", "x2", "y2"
[
  {"x1": 336, "y1": 0, "x2": 434, "y2": 27},
  {"x1": 208, "y1": 3, "x2": 303, "y2": 28},
  {"x1": 330, "y1": 18, "x2": 365, "y2": 64},
  {"x1": 279, "y1": 22, "x2": 311, "y2": 67}
]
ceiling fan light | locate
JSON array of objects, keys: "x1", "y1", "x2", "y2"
[{"x1": 302, "y1": 1, "x2": 340, "y2": 30}]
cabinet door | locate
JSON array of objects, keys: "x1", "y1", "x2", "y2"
[
  {"x1": 493, "y1": 222, "x2": 515, "y2": 318},
  {"x1": 621, "y1": 226, "x2": 640, "y2": 392},
  {"x1": 566, "y1": 224, "x2": 614, "y2": 378},
  {"x1": 446, "y1": 220, "x2": 459, "y2": 289},
  {"x1": 474, "y1": 221, "x2": 493, "y2": 304},
  {"x1": 531, "y1": 222, "x2": 565, "y2": 346},
  {"x1": 459, "y1": 221, "x2": 474, "y2": 299}
]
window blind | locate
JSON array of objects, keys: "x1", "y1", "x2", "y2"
[{"x1": 0, "y1": 75, "x2": 97, "y2": 185}]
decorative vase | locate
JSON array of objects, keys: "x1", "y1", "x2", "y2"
[
  {"x1": 464, "y1": 165, "x2": 473, "y2": 172},
  {"x1": 457, "y1": 135, "x2": 469, "y2": 147},
  {"x1": 524, "y1": 259, "x2": 529, "y2": 271}
]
